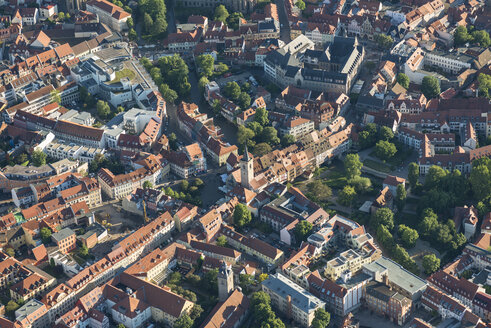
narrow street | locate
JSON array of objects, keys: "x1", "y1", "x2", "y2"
[{"x1": 275, "y1": 0, "x2": 291, "y2": 43}]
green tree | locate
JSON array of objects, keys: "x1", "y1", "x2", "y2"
[
  {"x1": 408, "y1": 162, "x2": 419, "y2": 189},
  {"x1": 79, "y1": 245, "x2": 89, "y2": 257},
  {"x1": 247, "y1": 122, "x2": 263, "y2": 135},
  {"x1": 344, "y1": 153, "x2": 363, "y2": 179},
  {"x1": 469, "y1": 158, "x2": 491, "y2": 201},
  {"x1": 174, "y1": 314, "x2": 193, "y2": 328},
  {"x1": 378, "y1": 126, "x2": 394, "y2": 141},
  {"x1": 58, "y1": 12, "x2": 65, "y2": 21},
  {"x1": 478, "y1": 73, "x2": 491, "y2": 98},
  {"x1": 6, "y1": 300, "x2": 20, "y2": 313},
  {"x1": 198, "y1": 76, "x2": 210, "y2": 93},
  {"x1": 419, "y1": 208, "x2": 439, "y2": 238},
  {"x1": 203, "y1": 268, "x2": 218, "y2": 292},
  {"x1": 399, "y1": 224, "x2": 418, "y2": 248},
  {"x1": 239, "y1": 273, "x2": 254, "y2": 291},
  {"x1": 143, "y1": 181, "x2": 153, "y2": 189},
  {"x1": 295, "y1": 0, "x2": 305, "y2": 10},
  {"x1": 254, "y1": 107, "x2": 269, "y2": 126},
  {"x1": 168, "y1": 132, "x2": 178, "y2": 150},
  {"x1": 126, "y1": 17, "x2": 134, "y2": 29},
  {"x1": 159, "y1": 84, "x2": 178, "y2": 103},
  {"x1": 238, "y1": 92, "x2": 251, "y2": 110},
  {"x1": 425, "y1": 165, "x2": 448, "y2": 189},
  {"x1": 180, "y1": 180, "x2": 189, "y2": 191},
  {"x1": 233, "y1": 203, "x2": 252, "y2": 227},
  {"x1": 294, "y1": 220, "x2": 313, "y2": 242},
  {"x1": 349, "y1": 176, "x2": 372, "y2": 194},
  {"x1": 237, "y1": 125, "x2": 255, "y2": 148},
  {"x1": 396, "y1": 73, "x2": 410, "y2": 89},
  {"x1": 395, "y1": 184, "x2": 407, "y2": 212},
  {"x1": 216, "y1": 235, "x2": 227, "y2": 247},
  {"x1": 152, "y1": 15, "x2": 168, "y2": 35},
  {"x1": 261, "y1": 127, "x2": 280, "y2": 146},
  {"x1": 373, "y1": 208, "x2": 394, "y2": 231},
  {"x1": 16, "y1": 153, "x2": 28, "y2": 164},
  {"x1": 422, "y1": 253, "x2": 440, "y2": 275},
  {"x1": 253, "y1": 142, "x2": 272, "y2": 156},
  {"x1": 376, "y1": 225, "x2": 394, "y2": 248},
  {"x1": 117, "y1": 324, "x2": 127, "y2": 328},
  {"x1": 196, "y1": 54, "x2": 214, "y2": 77},
  {"x1": 128, "y1": 28, "x2": 137, "y2": 40},
  {"x1": 251, "y1": 291, "x2": 271, "y2": 308},
  {"x1": 471, "y1": 30, "x2": 491, "y2": 47},
  {"x1": 241, "y1": 82, "x2": 251, "y2": 93},
  {"x1": 97, "y1": 100, "x2": 111, "y2": 119},
  {"x1": 168, "y1": 272, "x2": 182, "y2": 284},
  {"x1": 214, "y1": 4, "x2": 229, "y2": 22},
  {"x1": 281, "y1": 134, "x2": 296, "y2": 147},
  {"x1": 190, "y1": 304, "x2": 204, "y2": 320},
  {"x1": 41, "y1": 227, "x2": 52, "y2": 243},
  {"x1": 50, "y1": 89, "x2": 61, "y2": 104},
  {"x1": 224, "y1": 81, "x2": 241, "y2": 100},
  {"x1": 338, "y1": 185, "x2": 356, "y2": 206},
  {"x1": 31, "y1": 150, "x2": 47, "y2": 167},
  {"x1": 454, "y1": 25, "x2": 471, "y2": 46},
  {"x1": 307, "y1": 180, "x2": 332, "y2": 203},
  {"x1": 374, "y1": 34, "x2": 393, "y2": 50},
  {"x1": 143, "y1": 12, "x2": 154, "y2": 33},
  {"x1": 421, "y1": 76, "x2": 441, "y2": 99},
  {"x1": 257, "y1": 273, "x2": 268, "y2": 282},
  {"x1": 312, "y1": 308, "x2": 330, "y2": 328},
  {"x1": 375, "y1": 140, "x2": 397, "y2": 159},
  {"x1": 226, "y1": 12, "x2": 244, "y2": 30}
]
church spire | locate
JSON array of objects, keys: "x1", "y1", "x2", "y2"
[{"x1": 243, "y1": 143, "x2": 250, "y2": 162}]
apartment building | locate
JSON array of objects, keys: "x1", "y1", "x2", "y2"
[
  {"x1": 262, "y1": 273, "x2": 326, "y2": 327},
  {"x1": 52, "y1": 228, "x2": 76, "y2": 254},
  {"x1": 10, "y1": 273, "x2": 56, "y2": 303},
  {"x1": 366, "y1": 280, "x2": 412, "y2": 326},
  {"x1": 220, "y1": 225, "x2": 284, "y2": 266},
  {"x1": 98, "y1": 167, "x2": 157, "y2": 199},
  {"x1": 86, "y1": 0, "x2": 130, "y2": 32}
]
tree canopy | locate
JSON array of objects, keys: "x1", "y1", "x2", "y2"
[
  {"x1": 344, "y1": 153, "x2": 363, "y2": 179},
  {"x1": 396, "y1": 73, "x2": 410, "y2": 89},
  {"x1": 421, "y1": 76, "x2": 441, "y2": 99},
  {"x1": 233, "y1": 203, "x2": 252, "y2": 227}
]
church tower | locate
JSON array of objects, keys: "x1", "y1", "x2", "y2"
[
  {"x1": 217, "y1": 261, "x2": 234, "y2": 301},
  {"x1": 240, "y1": 144, "x2": 253, "y2": 189}
]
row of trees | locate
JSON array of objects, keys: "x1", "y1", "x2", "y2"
[
  {"x1": 139, "y1": 0, "x2": 168, "y2": 37},
  {"x1": 237, "y1": 109, "x2": 295, "y2": 155},
  {"x1": 337, "y1": 154, "x2": 373, "y2": 206},
  {"x1": 164, "y1": 178, "x2": 204, "y2": 206},
  {"x1": 454, "y1": 26, "x2": 491, "y2": 47},
  {"x1": 374, "y1": 208, "x2": 420, "y2": 274},
  {"x1": 10, "y1": 150, "x2": 47, "y2": 167},
  {"x1": 140, "y1": 55, "x2": 190, "y2": 103},
  {"x1": 250, "y1": 292, "x2": 286, "y2": 328},
  {"x1": 357, "y1": 123, "x2": 394, "y2": 150}
]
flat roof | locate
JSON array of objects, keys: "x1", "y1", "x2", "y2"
[
  {"x1": 262, "y1": 273, "x2": 325, "y2": 313},
  {"x1": 363, "y1": 257, "x2": 427, "y2": 296}
]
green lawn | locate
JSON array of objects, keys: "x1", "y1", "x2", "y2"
[
  {"x1": 109, "y1": 68, "x2": 136, "y2": 84},
  {"x1": 324, "y1": 171, "x2": 348, "y2": 189},
  {"x1": 363, "y1": 159, "x2": 391, "y2": 173}
]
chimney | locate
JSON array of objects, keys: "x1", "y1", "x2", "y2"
[
  {"x1": 286, "y1": 295, "x2": 292, "y2": 319},
  {"x1": 383, "y1": 273, "x2": 389, "y2": 287}
]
